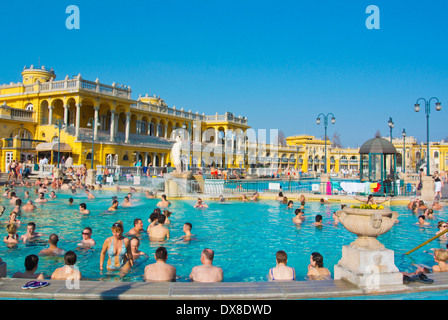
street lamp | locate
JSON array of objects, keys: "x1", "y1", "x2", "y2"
[
  {"x1": 414, "y1": 97, "x2": 442, "y2": 176},
  {"x1": 316, "y1": 113, "x2": 335, "y2": 173},
  {"x1": 402, "y1": 128, "x2": 406, "y2": 173},
  {"x1": 387, "y1": 117, "x2": 394, "y2": 142},
  {"x1": 87, "y1": 117, "x2": 100, "y2": 170},
  {"x1": 54, "y1": 119, "x2": 65, "y2": 168}
]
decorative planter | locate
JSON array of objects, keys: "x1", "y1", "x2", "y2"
[
  {"x1": 335, "y1": 207, "x2": 399, "y2": 250},
  {"x1": 334, "y1": 206, "x2": 405, "y2": 290}
]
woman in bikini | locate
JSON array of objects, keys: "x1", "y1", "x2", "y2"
[
  {"x1": 4, "y1": 223, "x2": 19, "y2": 245},
  {"x1": 307, "y1": 252, "x2": 331, "y2": 280},
  {"x1": 100, "y1": 222, "x2": 133, "y2": 275},
  {"x1": 267, "y1": 250, "x2": 296, "y2": 281}
]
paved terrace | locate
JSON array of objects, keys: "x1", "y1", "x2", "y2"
[{"x1": 1, "y1": 273, "x2": 448, "y2": 300}]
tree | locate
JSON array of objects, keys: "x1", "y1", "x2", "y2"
[{"x1": 331, "y1": 131, "x2": 343, "y2": 148}]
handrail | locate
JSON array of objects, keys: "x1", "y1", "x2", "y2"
[{"x1": 405, "y1": 228, "x2": 448, "y2": 255}]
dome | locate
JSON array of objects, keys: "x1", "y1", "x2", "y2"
[{"x1": 359, "y1": 137, "x2": 397, "y2": 154}]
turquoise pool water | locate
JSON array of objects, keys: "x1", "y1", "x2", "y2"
[{"x1": 1, "y1": 188, "x2": 447, "y2": 284}]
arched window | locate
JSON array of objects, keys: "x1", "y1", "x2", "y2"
[{"x1": 434, "y1": 151, "x2": 439, "y2": 158}]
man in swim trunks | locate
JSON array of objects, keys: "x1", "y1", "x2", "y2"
[
  {"x1": 22, "y1": 200, "x2": 37, "y2": 212},
  {"x1": 128, "y1": 218, "x2": 145, "y2": 237},
  {"x1": 12, "y1": 254, "x2": 45, "y2": 280},
  {"x1": 20, "y1": 222, "x2": 43, "y2": 243},
  {"x1": 189, "y1": 248, "x2": 223, "y2": 282},
  {"x1": 144, "y1": 246, "x2": 176, "y2": 282},
  {"x1": 38, "y1": 234, "x2": 66, "y2": 256},
  {"x1": 148, "y1": 214, "x2": 170, "y2": 240}
]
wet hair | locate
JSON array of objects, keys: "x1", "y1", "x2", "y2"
[
  {"x1": 278, "y1": 192, "x2": 283, "y2": 197},
  {"x1": 69, "y1": 198, "x2": 74, "y2": 204},
  {"x1": 24, "y1": 254, "x2": 39, "y2": 271},
  {"x1": 15, "y1": 199, "x2": 22, "y2": 206},
  {"x1": 27, "y1": 222, "x2": 36, "y2": 229},
  {"x1": 161, "y1": 194, "x2": 167, "y2": 200},
  {"x1": 134, "y1": 218, "x2": 142, "y2": 226},
  {"x1": 287, "y1": 200, "x2": 293, "y2": 206},
  {"x1": 154, "y1": 208, "x2": 161, "y2": 215},
  {"x1": 49, "y1": 233, "x2": 59, "y2": 245},
  {"x1": 155, "y1": 246, "x2": 168, "y2": 261},
  {"x1": 79, "y1": 203, "x2": 87, "y2": 210},
  {"x1": 294, "y1": 209, "x2": 302, "y2": 215},
  {"x1": 64, "y1": 251, "x2": 77, "y2": 266},
  {"x1": 276, "y1": 250, "x2": 288, "y2": 264},
  {"x1": 149, "y1": 212, "x2": 159, "y2": 222},
  {"x1": 158, "y1": 214, "x2": 166, "y2": 224},
  {"x1": 163, "y1": 210, "x2": 172, "y2": 217},
  {"x1": 184, "y1": 222, "x2": 192, "y2": 231},
  {"x1": 427, "y1": 209, "x2": 434, "y2": 215},
  {"x1": 315, "y1": 214, "x2": 322, "y2": 222},
  {"x1": 311, "y1": 252, "x2": 325, "y2": 268},
  {"x1": 10, "y1": 192, "x2": 16, "y2": 197},
  {"x1": 418, "y1": 215, "x2": 426, "y2": 220}
]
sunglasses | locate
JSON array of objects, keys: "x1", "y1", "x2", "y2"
[
  {"x1": 112, "y1": 223, "x2": 122, "y2": 228},
  {"x1": 82, "y1": 232, "x2": 90, "y2": 235}
]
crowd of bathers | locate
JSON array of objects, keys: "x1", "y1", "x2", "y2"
[{"x1": 2, "y1": 181, "x2": 448, "y2": 283}]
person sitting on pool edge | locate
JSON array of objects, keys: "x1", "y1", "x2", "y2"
[
  {"x1": 12, "y1": 254, "x2": 45, "y2": 280},
  {"x1": 307, "y1": 252, "x2": 331, "y2": 280},
  {"x1": 51, "y1": 250, "x2": 82, "y2": 281},
  {"x1": 144, "y1": 246, "x2": 176, "y2": 282},
  {"x1": 267, "y1": 250, "x2": 296, "y2": 281},
  {"x1": 189, "y1": 248, "x2": 223, "y2": 283}
]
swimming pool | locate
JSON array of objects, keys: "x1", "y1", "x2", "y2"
[{"x1": 1, "y1": 188, "x2": 446, "y2": 284}]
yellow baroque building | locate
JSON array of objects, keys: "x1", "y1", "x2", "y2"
[
  {"x1": 0, "y1": 65, "x2": 250, "y2": 172},
  {"x1": 0, "y1": 65, "x2": 446, "y2": 175}
]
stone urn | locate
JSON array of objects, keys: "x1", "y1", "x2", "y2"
[
  {"x1": 334, "y1": 206, "x2": 404, "y2": 290},
  {"x1": 335, "y1": 206, "x2": 399, "y2": 250}
]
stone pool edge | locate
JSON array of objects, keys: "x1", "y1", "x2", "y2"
[{"x1": 1, "y1": 272, "x2": 448, "y2": 300}]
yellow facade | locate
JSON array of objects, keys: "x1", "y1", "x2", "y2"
[{"x1": 1, "y1": 65, "x2": 446, "y2": 175}]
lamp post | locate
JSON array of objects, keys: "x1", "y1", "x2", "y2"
[
  {"x1": 414, "y1": 97, "x2": 442, "y2": 176},
  {"x1": 54, "y1": 119, "x2": 65, "y2": 168},
  {"x1": 402, "y1": 129, "x2": 406, "y2": 173},
  {"x1": 316, "y1": 113, "x2": 335, "y2": 174},
  {"x1": 387, "y1": 117, "x2": 394, "y2": 142},
  {"x1": 87, "y1": 118, "x2": 100, "y2": 170}
]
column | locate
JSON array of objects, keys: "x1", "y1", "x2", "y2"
[
  {"x1": 109, "y1": 110, "x2": 115, "y2": 142},
  {"x1": 215, "y1": 128, "x2": 219, "y2": 146},
  {"x1": 75, "y1": 103, "x2": 81, "y2": 139},
  {"x1": 93, "y1": 106, "x2": 99, "y2": 141},
  {"x1": 161, "y1": 154, "x2": 165, "y2": 167},
  {"x1": 153, "y1": 153, "x2": 158, "y2": 167},
  {"x1": 155, "y1": 123, "x2": 159, "y2": 137},
  {"x1": 63, "y1": 104, "x2": 69, "y2": 125},
  {"x1": 144, "y1": 152, "x2": 148, "y2": 167},
  {"x1": 48, "y1": 105, "x2": 54, "y2": 125},
  {"x1": 164, "y1": 125, "x2": 168, "y2": 138},
  {"x1": 125, "y1": 112, "x2": 130, "y2": 143}
]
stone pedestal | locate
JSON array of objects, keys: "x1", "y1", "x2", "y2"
[
  {"x1": 320, "y1": 173, "x2": 331, "y2": 195},
  {"x1": 164, "y1": 178, "x2": 180, "y2": 198},
  {"x1": 0, "y1": 261, "x2": 6, "y2": 278},
  {"x1": 86, "y1": 169, "x2": 97, "y2": 186},
  {"x1": 334, "y1": 245, "x2": 405, "y2": 290},
  {"x1": 421, "y1": 175, "x2": 435, "y2": 202}
]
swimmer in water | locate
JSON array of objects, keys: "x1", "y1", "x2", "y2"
[
  {"x1": 78, "y1": 227, "x2": 96, "y2": 247},
  {"x1": 194, "y1": 198, "x2": 208, "y2": 208},
  {"x1": 20, "y1": 222, "x2": 43, "y2": 243},
  {"x1": 108, "y1": 200, "x2": 119, "y2": 211}
]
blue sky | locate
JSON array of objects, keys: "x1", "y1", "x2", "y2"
[{"x1": 1, "y1": 0, "x2": 447, "y2": 147}]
